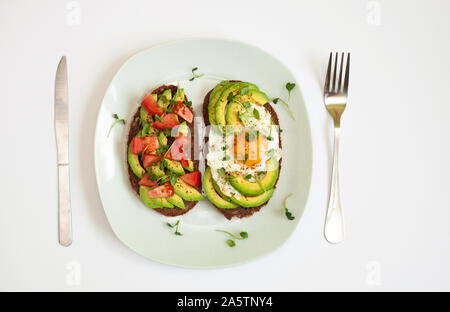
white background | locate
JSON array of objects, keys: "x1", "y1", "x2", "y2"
[{"x1": 1, "y1": 0, "x2": 449, "y2": 291}]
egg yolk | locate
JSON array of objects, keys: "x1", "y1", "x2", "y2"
[{"x1": 233, "y1": 130, "x2": 268, "y2": 167}]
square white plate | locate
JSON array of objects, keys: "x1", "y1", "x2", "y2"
[{"x1": 94, "y1": 38, "x2": 312, "y2": 268}]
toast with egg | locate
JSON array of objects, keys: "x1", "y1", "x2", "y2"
[
  {"x1": 127, "y1": 85, "x2": 203, "y2": 217},
  {"x1": 202, "y1": 81, "x2": 282, "y2": 220}
]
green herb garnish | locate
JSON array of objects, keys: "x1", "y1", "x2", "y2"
[
  {"x1": 253, "y1": 108, "x2": 260, "y2": 120},
  {"x1": 186, "y1": 101, "x2": 192, "y2": 107},
  {"x1": 244, "y1": 174, "x2": 253, "y2": 180},
  {"x1": 284, "y1": 194, "x2": 295, "y2": 220},
  {"x1": 272, "y1": 82, "x2": 296, "y2": 120},
  {"x1": 226, "y1": 240, "x2": 236, "y2": 247},
  {"x1": 167, "y1": 220, "x2": 183, "y2": 235},
  {"x1": 189, "y1": 67, "x2": 204, "y2": 81},
  {"x1": 170, "y1": 175, "x2": 178, "y2": 187},
  {"x1": 155, "y1": 114, "x2": 164, "y2": 122},
  {"x1": 149, "y1": 174, "x2": 158, "y2": 181},
  {"x1": 216, "y1": 229, "x2": 248, "y2": 247},
  {"x1": 108, "y1": 114, "x2": 125, "y2": 137},
  {"x1": 286, "y1": 82, "x2": 295, "y2": 101},
  {"x1": 155, "y1": 145, "x2": 169, "y2": 156}
]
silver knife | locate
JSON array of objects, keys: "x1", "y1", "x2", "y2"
[{"x1": 55, "y1": 56, "x2": 72, "y2": 247}]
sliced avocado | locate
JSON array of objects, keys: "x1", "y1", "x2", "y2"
[
  {"x1": 182, "y1": 160, "x2": 194, "y2": 172},
  {"x1": 236, "y1": 90, "x2": 269, "y2": 106},
  {"x1": 208, "y1": 81, "x2": 230, "y2": 125},
  {"x1": 163, "y1": 158, "x2": 185, "y2": 175},
  {"x1": 128, "y1": 142, "x2": 145, "y2": 178},
  {"x1": 139, "y1": 186, "x2": 163, "y2": 208},
  {"x1": 149, "y1": 163, "x2": 165, "y2": 177},
  {"x1": 139, "y1": 186, "x2": 174, "y2": 208},
  {"x1": 173, "y1": 178, "x2": 204, "y2": 201},
  {"x1": 151, "y1": 94, "x2": 157, "y2": 101},
  {"x1": 157, "y1": 89, "x2": 172, "y2": 107},
  {"x1": 157, "y1": 131, "x2": 168, "y2": 146},
  {"x1": 214, "y1": 82, "x2": 258, "y2": 128},
  {"x1": 212, "y1": 176, "x2": 234, "y2": 203},
  {"x1": 173, "y1": 88, "x2": 184, "y2": 101},
  {"x1": 167, "y1": 193, "x2": 186, "y2": 209},
  {"x1": 153, "y1": 197, "x2": 174, "y2": 208},
  {"x1": 229, "y1": 158, "x2": 279, "y2": 196},
  {"x1": 230, "y1": 188, "x2": 275, "y2": 208},
  {"x1": 225, "y1": 101, "x2": 244, "y2": 126},
  {"x1": 248, "y1": 90, "x2": 269, "y2": 105},
  {"x1": 140, "y1": 106, "x2": 153, "y2": 123},
  {"x1": 203, "y1": 167, "x2": 238, "y2": 209}
]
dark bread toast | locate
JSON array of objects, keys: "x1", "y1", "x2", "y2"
[
  {"x1": 127, "y1": 85, "x2": 200, "y2": 217},
  {"x1": 202, "y1": 85, "x2": 282, "y2": 220}
]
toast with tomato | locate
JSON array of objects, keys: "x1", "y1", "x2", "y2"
[{"x1": 127, "y1": 85, "x2": 204, "y2": 217}]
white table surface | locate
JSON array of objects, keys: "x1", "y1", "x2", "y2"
[{"x1": 1, "y1": 0, "x2": 450, "y2": 291}]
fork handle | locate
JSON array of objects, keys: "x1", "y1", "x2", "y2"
[{"x1": 324, "y1": 128, "x2": 344, "y2": 244}]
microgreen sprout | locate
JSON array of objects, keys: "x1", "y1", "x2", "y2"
[
  {"x1": 284, "y1": 194, "x2": 295, "y2": 220},
  {"x1": 167, "y1": 220, "x2": 182, "y2": 235},
  {"x1": 108, "y1": 114, "x2": 125, "y2": 137},
  {"x1": 189, "y1": 67, "x2": 204, "y2": 81},
  {"x1": 272, "y1": 82, "x2": 296, "y2": 120},
  {"x1": 216, "y1": 229, "x2": 248, "y2": 247}
]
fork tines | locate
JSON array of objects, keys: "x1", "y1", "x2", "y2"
[{"x1": 324, "y1": 52, "x2": 350, "y2": 94}]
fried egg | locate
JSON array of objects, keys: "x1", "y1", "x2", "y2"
[{"x1": 207, "y1": 103, "x2": 282, "y2": 199}]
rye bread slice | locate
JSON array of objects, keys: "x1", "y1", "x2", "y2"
[
  {"x1": 202, "y1": 84, "x2": 282, "y2": 220},
  {"x1": 127, "y1": 85, "x2": 200, "y2": 217}
]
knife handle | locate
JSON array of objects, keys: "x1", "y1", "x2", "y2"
[{"x1": 58, "y1": 164, "x2": 72, "y2": 246}]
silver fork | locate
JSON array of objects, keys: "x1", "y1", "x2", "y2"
[{"x1": 323, "y1": 52, "x2": 350, "y2": 244}]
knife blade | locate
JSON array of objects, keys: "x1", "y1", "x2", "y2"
[{"x1": 55, "y1": 56, "x2": 72, "y2": 247}]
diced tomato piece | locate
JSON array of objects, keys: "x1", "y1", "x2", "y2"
[
  {"x1": 165, "y1": 135, "x2": 191, "y2": 161},
  {"x1": 138, "y1": 175, "x2": 158, "y2": 187},
  {"x1": 148, "y1": 182, "x2": 175, "y2": 198},
  {"x1": 153, "y1": 113, "x2": 180, "y2": 130},
  {"x1": 142, "y1": 135, "x2": 159, "y2": 154},
  {"x1": 131, "y1": 135, "x2": 159, "y2": 154},
  {"x1": 173, "y1": 101, "x2": 193, "y2": 123},
  {"x1": 180, "y1": 171, "x2": 201, "y2": 188},
  {"x1": 142, "y1": 154, "x2": 162, "y2": 168},
  {"x1": 142, "y1": 94, "x2": 164, "y2": 116},
  {"x1": 180, "y1": 159, "x2": 190, "y2": 168}
]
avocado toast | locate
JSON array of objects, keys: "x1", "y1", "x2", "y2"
[
  {"x1": 202, "y1": 81, "x2": 282, "y2": 220},
  {"x1": 127, "y1": 85, "x2": 204, "y2": 217}
]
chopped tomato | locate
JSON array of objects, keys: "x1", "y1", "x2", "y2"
[
  {"x1": 180, "y1": 159, "x2": 190, "y2": 168},
  {"x1": 180, "y1": 171, "x2": 201, "y2": 188},
  {"x1": 142, "y1": 154, "x2": 162, "y2": 168},
  {"x1": 165, "y1": 135, "x2": 191, "y2": 161},
  {"x1": 142, "y1": 94, "x2": 164, "y2": 116},
  {"x1": 153, "y1": 113, "x2": 180, "y2": 130},
  {"x1": 138, "y1": 175, "x2": 158, "y2": 187},
  {"x1": 131, "y1": 135, "x2": 159, "y2": 154},
  {"x1": 148, "y1": 182, "x2": 175, "y2": 198},
  {"x1": 173, "y1": 101, "x2": 193, "y2": 123}
]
